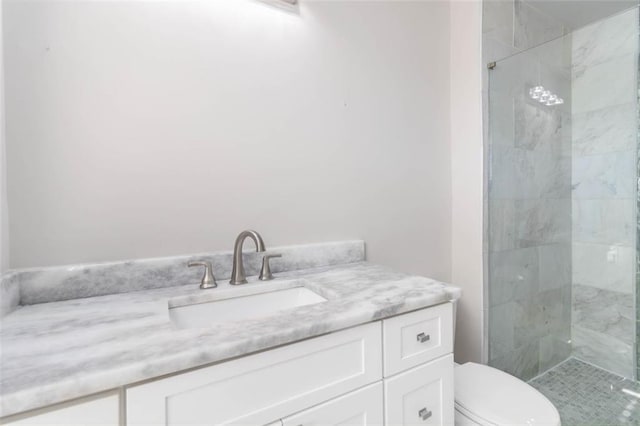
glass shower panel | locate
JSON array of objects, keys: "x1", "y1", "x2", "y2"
[
  {"x1": 487, "y1": 35, "x2": 573, "y2": 381},
  {"x1": 488, "y1": 6, "x2": 640, "y2": 382}
]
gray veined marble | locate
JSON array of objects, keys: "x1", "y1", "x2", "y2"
[
  {"x1": 572, "y1": 242, "x2": 635, "y2": 294},
  {"x1": 572, "y1": 103, "x2": 637, "y2": 157},
  {"x1": 538, "y1": 243, "x2": 571, "y2": 292},
  {"x1": 489, "y1": 247, "x2": 539, "y2": 307},
  {"x1": 569, "y1": 5, "x2": 639, "y2": 380},
  {"x1": 10, "y1": 240, "x2": 365, "y2": 307},
  {"x1": 572, "y1": 8, "x2": 639, "y2": 79},
  {"x1": 513, "y1": 198, "x2": 572, "y2": 247},
  {"x1": 572, "y1": 199, "x2": 635, "y2": 246},
  {"x1": 572, "y1": 54, "x2": 638, "y2": 115},
  {"x1": 514, "y1": 0, "x2": 566, "y2": 51},
  {"x1": 483, "y1": 0, "x2": 514, "y2": 49},
  {"x1": 514, "y1": 96, "x2": 563, "y2": 151},
  {"x1": 571, "y1": 325, "x2": 634, "y2": 379},
  {"x1": 0, "y1": 273, "x2": 20, "y2": 318},
  {"x1": 0, "y1": 258, "x2": 461, "y2": 417},
  {"x1": 572, "y1": 150, "x2": 637, "y2": 199},
  {"x1": 572, "y1": 284, "x2": 634, "y2": 344},
  {"x1": 489, "y1": 198, "x2": 571, "y2": 252}
]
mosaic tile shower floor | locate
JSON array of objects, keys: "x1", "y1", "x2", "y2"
[{"x1": 529, "y1": 358, "x2": 640, "y2": 425}]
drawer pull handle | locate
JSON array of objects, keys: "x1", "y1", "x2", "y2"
[
  {"x1": 418, "y1": 407, "x2": 432, "y2": 421},
  {"x1": 416, "y1": 332, "x2": 430, "y2": 343}
]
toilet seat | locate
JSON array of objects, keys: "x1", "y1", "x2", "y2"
[
  {"x1": 455, "y1": 401, "x2": 497, "y2": 426},
  {"x1": 455, "y1": 363, "x2": 561, "y2": 426}
]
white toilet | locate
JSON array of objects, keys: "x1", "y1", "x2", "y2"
[
  {"x1": 451, "y1": 301, "x2": 561, "y2": 425},
  {"x1": 454, "y1": 362, "x2": 561, "y2": 425}
]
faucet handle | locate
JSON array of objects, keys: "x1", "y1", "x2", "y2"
[
  {"x1": 188, "y1": 261, "x2": 217, "y2": 289},
  {"x1": 259, "y1": 254, "x2": 282, "y2": 281}
]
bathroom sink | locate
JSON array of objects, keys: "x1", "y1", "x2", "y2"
[{"x1": 169, "y1": 287, "x2": 327, "y2": 328}]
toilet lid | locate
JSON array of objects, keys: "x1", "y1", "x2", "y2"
[{"x1": 455, "y1": 363, "x2": 561, "y2": 426}]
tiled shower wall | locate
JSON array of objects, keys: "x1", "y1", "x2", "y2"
[
  {"x1": 485, "y1": 0, "x2": 573, "y2": 380},
  {"x1": 483, "y1": 0, "x2": 567, "y2": 69},
  {"x1": 570, "y1": 8, "x2": 639, "y2": 379}
]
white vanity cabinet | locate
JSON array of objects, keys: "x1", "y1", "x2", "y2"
[
  {"x1": 126, "y1": 302, "x2": 454, "y2": 426},
  {"x1": 1, "y1": 392, "x2": 119, "y2": 426}
]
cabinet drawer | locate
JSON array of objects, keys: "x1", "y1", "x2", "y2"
[
  {"x1": 384, "y1": 354, "x2": 454, "y2": 426},
  {"x1": 281, "y1": 382, "x2": 383, "y2": 426},
  {"x1": 126, "y1": 322, "x2": 382, "y2": 425},
  {"x1": 382, "y1": 304, "x2": 453, "y2": 376}
]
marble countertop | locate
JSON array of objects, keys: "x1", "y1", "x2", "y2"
[{"x1": 0, "y1": 261, "x2": 460, "y2": 417}]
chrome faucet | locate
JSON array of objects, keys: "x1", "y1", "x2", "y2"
[{"x1": 230, "y1": 230, "x2": 266, "y2": 285}]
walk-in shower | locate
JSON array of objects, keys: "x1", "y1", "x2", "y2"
[{"x1": 485, "y1": 1, "x2": 640, "y2": 423}]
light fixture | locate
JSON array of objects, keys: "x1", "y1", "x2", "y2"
[{"x1": 528, "y1": 85, "x2": 563, "y2": 107}]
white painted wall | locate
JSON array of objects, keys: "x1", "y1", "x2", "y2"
[
  {"x1": 450, "y1": 0, "x2": 484, "y2": 364},
  {"x1": 0, "y1": 0, "x2": 8, "y2": 274},
  {"x1": 4, "y1": 0, "x2": 452, "y2": 281}
]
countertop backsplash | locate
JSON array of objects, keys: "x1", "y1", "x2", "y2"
[{"x1": 0, "y1": 240, "x2": 365, "y2": 312}]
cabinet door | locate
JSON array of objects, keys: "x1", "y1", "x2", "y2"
[
  {"x1": 282, "y1": 383, "x2": 383, "y2": 426},
  {"x1": 1, "y1": 393, "x2": 119, "y2": 426},
  {"x1": 384, "y1": 355, "x2": 453, "y2": 426},
  {"x1": 127, "y1": 322, "x2": 382, "y2": 425}
]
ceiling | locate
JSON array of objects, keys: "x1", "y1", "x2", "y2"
[{"x1": 526, "y1": 0, "x2": 638, "y2": 29}]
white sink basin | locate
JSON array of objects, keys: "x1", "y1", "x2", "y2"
[{"x1": 169, "y1": 287, "x2": 327, "y2": 328}]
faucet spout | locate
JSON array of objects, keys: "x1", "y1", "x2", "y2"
[{"x1": 230, "y1": 230, "x2": 266, "y2": 285}]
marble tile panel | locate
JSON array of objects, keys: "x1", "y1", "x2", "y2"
[
  {"x1": 572, "y1": 199, "x2": 635, "y2": 246},
  {"x1": 513, "y1": 287, "x2": 570, "y2": 349},
  {"x1": 572, "y1": 325, "x2": 633, "y2": 379},
  {"x1": 538, "y1": 243, "x2": 571, "y2": 291},
  {"x1": 572, "y1": 284, "x2": 634, "y2": 344},
  {"x1": 514, "y1": 95, "x2": 563, "y2": 151},
  {"x1": 534, "y1": 34, "x2": 572, "y2": 74},
  {"x1": 572, "y1": 150, "x2": 636, "y2": 199},
  {"x1": 572, "y1": 103, "x2": 637, "y2": 157},
  {"x1": 488, "y1": 48, "x2": 540, "y2": 100},
  {"x1": 489, "y1": 199, "x2": 571, "y2": 251},
  {"x1": 572, "y1": 8, "x2": 639, "y2": 79},
  {"x1": 489, "y1": 247, "x2": 539, "y2": 306},
  {"x1": 572, "y1": 55, "x2": 638, "y2": 114},
  {"x1": 488, "y1": 301, "x2": 515, "y2": 360},
  {"x1": 490, "y1": 146, "x2": 571, "y2": 199},
  {"x1": 483, "y1": 35, "x2": 519, "y2": 65},
  {"x1": 489, "y1": 339, "x2": 541, "y2": 381},
  {"x1": 16, "y1": 240, "x2": 366, "y2": 305},
  {"x1": 488, "y1": 92, "x2": 515, "y2": 149},
  {"x1": 483, "y1": 0, "x2": 514, "y2": 46},
  {"x1": 513, "y1": 198, "x2": 571, "y2": 247},
  {"x1": 538, "y1": 333, "x2": 571, "y2": 374},
  {"x1": 514, "y1": 0, "x2": 565, "y2": 51},
  {"x1": 573, "y1": 242, "x2": 635, "y2": 294},
  {"x1": 488, "y1": 199, "x2": 517, "y2": 252}
]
